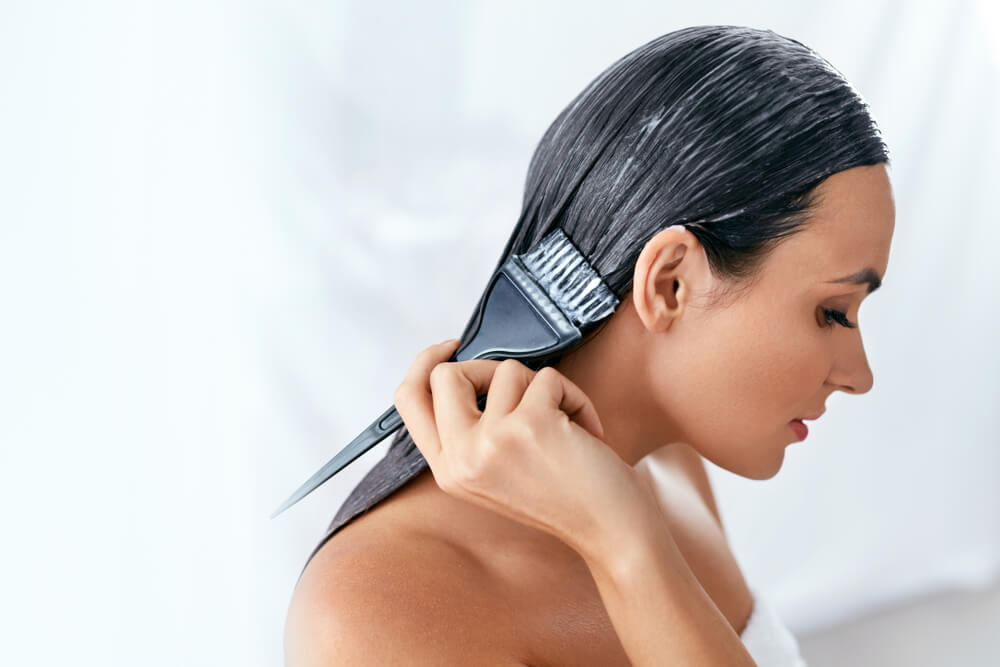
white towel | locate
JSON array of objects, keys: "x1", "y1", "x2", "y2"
[{"x1": 740, "y1": 585, "x2": 809, "y2": 666}]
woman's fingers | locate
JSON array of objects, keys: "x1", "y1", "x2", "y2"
[
  {"x1": 518, "y1": 366, "x2": 605, "y2": 440},
  {"x1": 393, "y1": 340, "x2": 461, "y2": 463},
  {"x1": 430, "y1": 357, "x2": 604, "y2": 444},
  {"x1": 427, "y1": 359, "x2": 486, "y2": 449},
  {"x1": 483, "y1": 359, "x2": 536, "y2": 418},
  {"x1": 396, "y1": 343, "x2": 604, "y2": 479},
  {"x1": 425, "y1": 357, "x2": 521, "y2": 446}
]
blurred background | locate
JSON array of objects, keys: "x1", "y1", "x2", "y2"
[{"x1": 2, "y1": 0, "x2": 998, "y2": 665}]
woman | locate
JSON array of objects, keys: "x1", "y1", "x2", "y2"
[{"x1": 285, "y1": 25, "x2": 894, "y2": 665}]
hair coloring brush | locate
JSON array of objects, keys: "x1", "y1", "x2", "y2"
[{"x1": 271, "y1": 228, "x2": 620, "y2": 518}]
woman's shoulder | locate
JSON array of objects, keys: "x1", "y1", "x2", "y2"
[
  {"x1": 287, "y1": 448, "x2": 753, "y2": 663},
  {"x1": 286, "y1": 517, "x2": 522, "y2": 665}
]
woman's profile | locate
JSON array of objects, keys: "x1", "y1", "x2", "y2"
[{"x1": 284, "y1": 24, "x2": 893, "y2": 665}]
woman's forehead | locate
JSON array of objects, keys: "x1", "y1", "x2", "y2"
[{"x1": 764, "y1": 165, "x2": 894, "y2": 288}]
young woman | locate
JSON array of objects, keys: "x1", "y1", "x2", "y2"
[{"x1": 284, "y1": 25, "x2": 894, "y2": 665}]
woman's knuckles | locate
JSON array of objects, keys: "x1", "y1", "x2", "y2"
[
  {"x1": 495, "y1": 358, "x2": 528, "y2": 379},
  {"x1": 428, "y1": 361, "x2": 454, "y2": 384},
  {"x1": 535, "y1": 365, "x2": 562, "y2": 383},
  {"x1": 497, "y1": 358, "x2": 521, "y2": 371},
  {"x1": 475, "y1": 419, "x2": 520, "y2": 449},
  {"x1": 508, "y1": 417, "x2": 542, "y2": 444},
  {"x1": 442, "y1": 432, "x2": 508, "y2": 485}
]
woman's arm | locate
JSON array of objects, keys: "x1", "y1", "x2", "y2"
[{"x1": 576, "y1": 496, "x2": 757, "y2": 666}]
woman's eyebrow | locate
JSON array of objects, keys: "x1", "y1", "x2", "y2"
[{"x1": 826, "y1": 267, "x2": 882, "y2": 294}]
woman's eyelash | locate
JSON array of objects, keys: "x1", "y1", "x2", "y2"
[{"x1": 821, "y1": 308, "x2": 857, "y2": 329}]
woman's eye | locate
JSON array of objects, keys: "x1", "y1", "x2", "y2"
[{"x1": 821, "y1": 307, "x2": 857, "y2": 329}]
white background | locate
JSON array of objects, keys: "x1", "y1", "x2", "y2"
[{"x1": 2, "y1": 1, "x2": 998, "y2": 665}]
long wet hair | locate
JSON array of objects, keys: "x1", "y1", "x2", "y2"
[{"x1": 304, "y1": 24, "x2": 890, "y2": 570}]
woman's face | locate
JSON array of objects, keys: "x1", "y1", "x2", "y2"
[{"x1": 564, "y1": 163, "x2": 896, "y2": 478}]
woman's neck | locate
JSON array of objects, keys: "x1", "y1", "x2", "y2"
[{"x1": 553, "y1": 297, "x2": 676, "y2": 466}]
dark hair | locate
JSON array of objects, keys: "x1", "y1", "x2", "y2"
[{"x1": 303, "y1": 24, "x2": 890, "y2": 571}]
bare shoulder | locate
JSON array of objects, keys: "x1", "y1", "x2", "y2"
[{"x1": 284, "y1": 527, "x2": 525, "y2": 666}]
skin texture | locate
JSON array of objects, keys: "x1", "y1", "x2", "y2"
[{"x1": 284, "y1": 163, "x2": 896, "y2": 665}]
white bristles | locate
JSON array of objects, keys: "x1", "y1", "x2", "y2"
[{"x1": 519, "y1": 228, "x2": 620, "y2": 327}]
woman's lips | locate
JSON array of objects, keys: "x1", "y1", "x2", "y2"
[{"x1": 789, "y1": 419, "x2": 809, "y2": 441}]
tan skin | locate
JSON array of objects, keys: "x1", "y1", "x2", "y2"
[{"x1": 285, "y1": 163, "x2": 895, "y2": 665}]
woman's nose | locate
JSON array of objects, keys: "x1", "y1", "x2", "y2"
[{"x1": 828, "y1": 336, "x2": 874, "y2": 394}]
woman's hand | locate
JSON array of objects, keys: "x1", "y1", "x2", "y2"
[{"x1": 391, "y1": 339, "x2": 657, "y2": 559}]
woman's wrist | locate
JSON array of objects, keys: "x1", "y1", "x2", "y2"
[{"x1": 572, "y1": 476, "x2": 678, "y2": 573}]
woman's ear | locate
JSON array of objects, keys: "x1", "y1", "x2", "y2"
[{"x1": 631, "y1": 225, "x2": 710, "y2": 333}]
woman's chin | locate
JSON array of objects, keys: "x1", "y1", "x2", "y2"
[{"x1": 745, "y1": 443, "x2": 787, "y2": 481}]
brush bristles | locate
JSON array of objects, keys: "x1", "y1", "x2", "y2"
[{"x1": 519, "y1": 228, "x2": 620, "y2": 327}]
